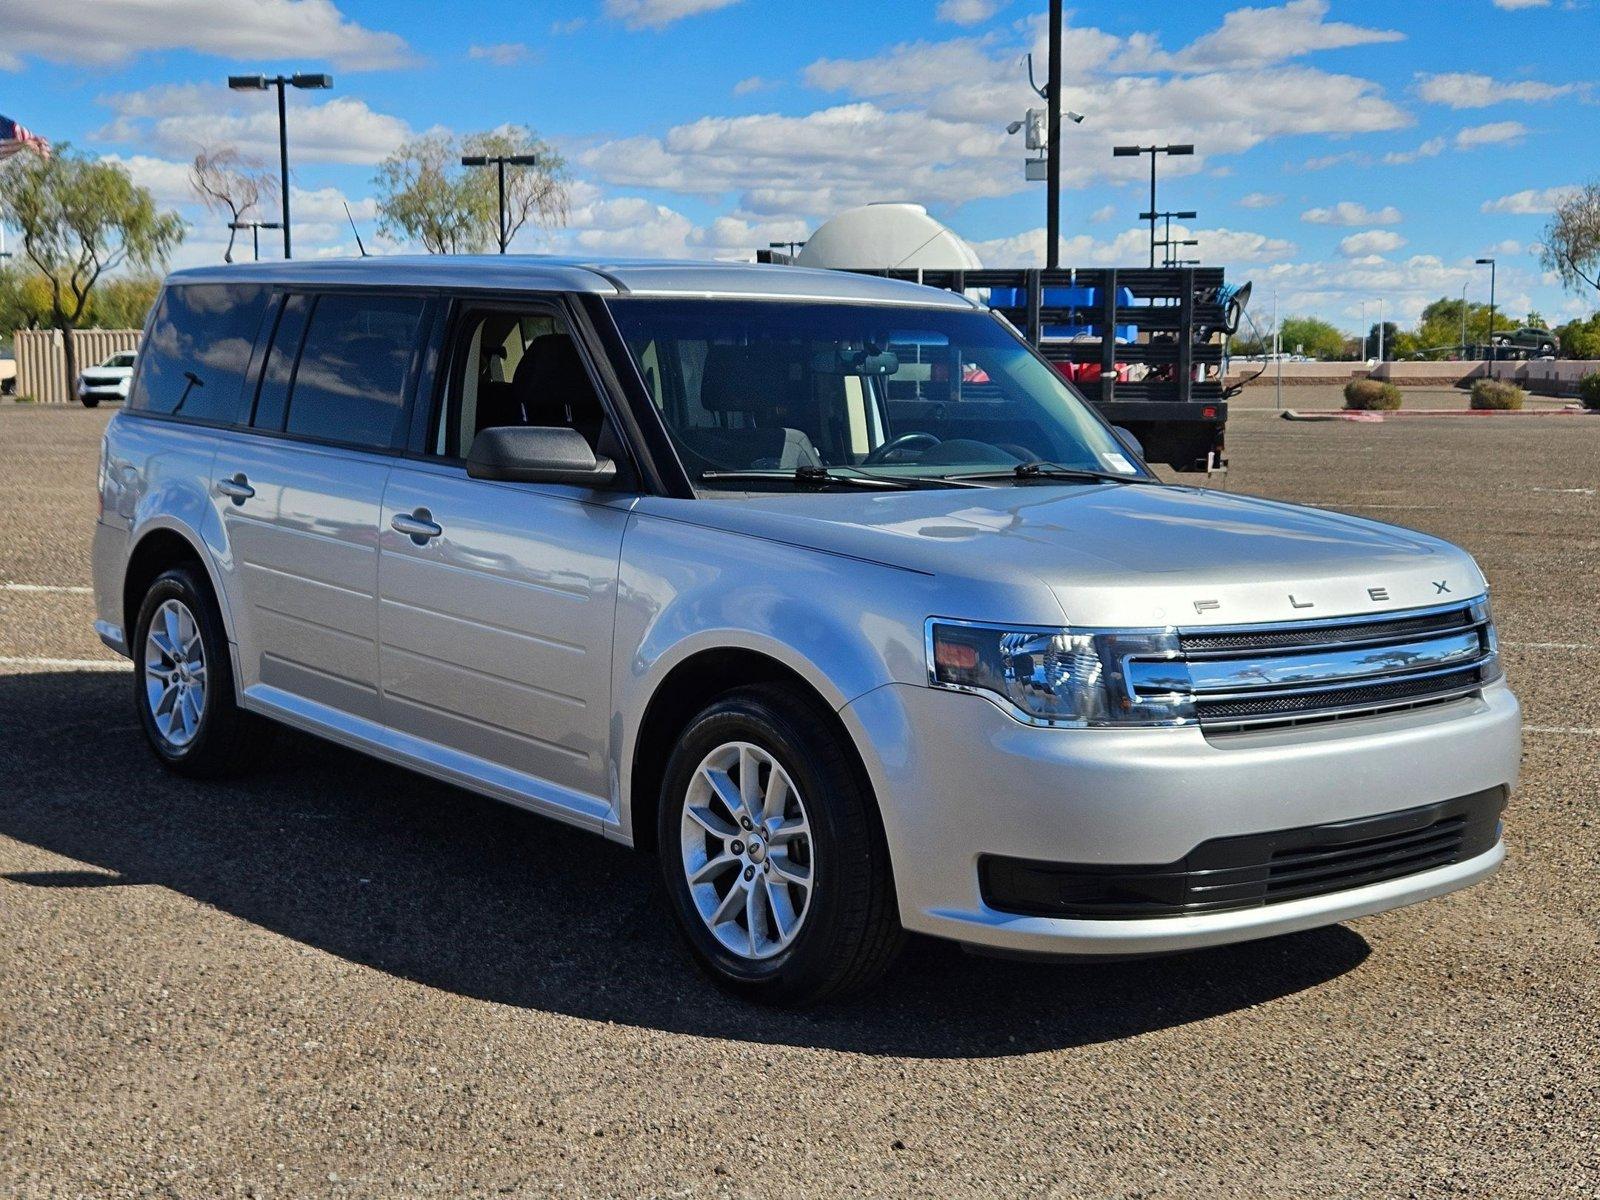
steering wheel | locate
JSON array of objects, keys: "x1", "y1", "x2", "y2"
[{"x1": 863, "y1": 431, "x2": 941, "y2": 466}]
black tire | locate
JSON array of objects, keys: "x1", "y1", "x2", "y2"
[
  {"x1": 81, "y1": 396, "x2": 100, "y2": 409},
  {"x1": 657, "y1": 684, "x2": 903, "y2": 1006},
  {"x1": 131, "y1": 565, "x2": 268, "y2": 778}
]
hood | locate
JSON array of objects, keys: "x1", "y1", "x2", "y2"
[{"x1": 651, "y1": 483, "x2": 1484, "y2": 628}]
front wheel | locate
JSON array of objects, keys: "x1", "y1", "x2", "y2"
[
  {"x1": 80, "y1": 395, "x2": 100, "y2": 409},
  {"x1": 658, "y1": 684, "x2": 903, "y2": 1006}
]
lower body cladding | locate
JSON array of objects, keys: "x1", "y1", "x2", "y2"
[{"x1": 839, "y1": 680, "x2": 1520, "y2": 957}]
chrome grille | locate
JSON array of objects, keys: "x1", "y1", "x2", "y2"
[{"x1": 1128, "y1": 598, "x2": 1498, "y2": 733}]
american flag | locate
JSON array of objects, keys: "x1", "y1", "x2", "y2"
[{"x1": 0, "y1": 115, "x2": 50, "y2": 160}]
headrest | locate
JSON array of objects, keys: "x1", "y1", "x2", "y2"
[
  {"x1": 699, "y1": 343, "x2": 796, "y2": 416},
  {"x1": 512, "y1": 334, "x2": 590, "y2": 401}
]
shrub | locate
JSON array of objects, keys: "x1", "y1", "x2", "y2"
[
  {"x1": 1343, "y1": 378, "x2": 1402, "y2": 410},
  {"x1": 1578, "y1": 372, "x2": 1600, "y2": 412},
  {"x1": 1470, "y1": 379, "x2": 1525, "y2": 410}
]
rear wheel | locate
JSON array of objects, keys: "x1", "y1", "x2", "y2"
[
  {"x1": 658, "y1": 684, "x2": 903, "y2": 1006},
  {"x1": 132, "y1": 566, "x2": 266, "y2": 777}
]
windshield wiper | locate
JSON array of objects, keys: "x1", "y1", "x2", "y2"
[
  {"x1": 699, "y1": 466, "x2": 914, "y2": 491},
  {"x1": 698, "y1": 465, "x2": 991, "y2": 491},
  {"x1": 948, "y1": 462, "x2": 1165, "y2": 487}
]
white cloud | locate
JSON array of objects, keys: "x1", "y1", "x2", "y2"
[
  {"x1": 604, "y1": 0, "x2": 742, "y2": 30},
  {"x1": 96, "y1": 85, "x2": 413, "y2": 166},
  {"x1": 1302, "y1": 201, "x2": 1402, "y2": 226},
  {"x1": 1416, "y1": 71, "x2": 1581, "y2": 108},
  {"x1": 0, "y1": 0, "x2": 411, "y2": 71},
  {"x1": 1454, "y1": 120, "x2": 1528, "y2": 148},
  {"x1": 1089, "y1": 204, "x2": 1117, "y2": 222},
  {"x1": 1492, "y1": 0, "x2": 1549, "y2": 8},
  {"x1": 1481, "y1": 185, "x2": 1581, "y2": 214},
  {"x1": 936, "y1": 0, "x2": 1003, "y2": 25},
  {"x1": 971, "y1": 223, "x2": 1296, "y2": 268},
  {"x1": 557, "y1": 193, "x2": 808, "y2": 259},
  {"x1": 468, "y1": 43, "x2": 530, "y2": 67},
  {"x1": 1111, "y1": 0, "x2": 1402, "y2": 72},
  {"x1": 733, "y1": 76, "x2": 777, "y2": 96},
  {"x1": 1382, "y1": 136, "x2": 1445, "y2": 165},
  {"x1": 1239, "y1": 191, "x2": 1283, "y2": 208},
  {"x1": 1337, "y1": 229, "x2": 1406, "y2": 256},
  {"x1": 100, "y1": 154, "x2": 200, "y2": 208}
]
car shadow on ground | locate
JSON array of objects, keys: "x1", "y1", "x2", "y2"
[{"x1": 0, "y1": 670, "x2": 1370, "y2": 1058}]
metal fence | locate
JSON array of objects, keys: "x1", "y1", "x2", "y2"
[{"x1": 12, "y1": 328, "x2": 143, "y2": 405}]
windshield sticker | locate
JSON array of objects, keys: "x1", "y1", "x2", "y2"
[{"x1": 1101, "y1": 451, "x2": 1137, "y2": 475}]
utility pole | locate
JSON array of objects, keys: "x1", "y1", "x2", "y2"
[
  {"x1": 1377, "y1": 298, "x2": 1385, "y2": 362},
  {"x1": 1273, "y1": 289, "x2": 1282, "y2": 411},
  {"x1": 1045, "y1": 0, "x2": 1062, "y2": 269},
  {"x1": 1476, "y1": 257, "x2": 1497, "y2": 362}
]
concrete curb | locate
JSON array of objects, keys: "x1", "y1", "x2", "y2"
[{"x1": 1281, "y1": 406, "x2": 1595, "y2": 422}]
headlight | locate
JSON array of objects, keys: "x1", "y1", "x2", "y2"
[{"x1": 927, "y1": 619, "x2": 1194, "y2": 728}]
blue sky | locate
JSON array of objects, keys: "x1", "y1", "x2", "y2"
[{"x1": 3, "y1": 0, "x2": 1596, "y2": 330}]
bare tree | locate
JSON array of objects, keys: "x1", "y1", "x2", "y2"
[
  {"x1": 1539, "y1": 182, "x2": 1600, "y2": 297},
  {"x1": 190, "y1": 147, "x2": 277, "y2": 263}
]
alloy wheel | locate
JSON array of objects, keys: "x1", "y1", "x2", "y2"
[
  {"x1": 143, "y1": 597, "x2": 207, "y2": 748},
  {"x1": 679, "y1": 740, "x2": 814, "y2": 961}
]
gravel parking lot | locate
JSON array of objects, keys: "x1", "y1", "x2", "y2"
[{"x1": 2, "y1": 399, "x2": 1596, "y2": 1199}]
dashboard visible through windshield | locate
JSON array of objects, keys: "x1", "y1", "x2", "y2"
[{"x1": 606, "y1": 298, "x2": 1143, "y2": 490}]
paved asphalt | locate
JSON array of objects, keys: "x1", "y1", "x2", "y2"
[{"x1": 1, "y1": 399, "x2": 1596, "y2": 1199}]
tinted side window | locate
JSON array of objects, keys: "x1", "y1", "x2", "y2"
[
  {"x1": 131, "y1": 284, "x2": 271, "y2": 424},
  {"x1": 284, "y1": 294, "x2": 426, "y2": 449},
  {"x1": 251, "y1": 294, "x2": 310, "y2": 432}
]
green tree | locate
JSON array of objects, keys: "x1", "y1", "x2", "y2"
[
  {"x1": 1413, "y1": 297, "x2": 1495, "y2": 356},
  {"x1": 374, "y1": 126, "x2": 569, "y2": 254},
  {"x1": 1554, "y1": 312, "x2": 1600, "y2": 359},
  {"x1": 90, "y1": 275, "x2": 162, "y2": 329},
  {"x1": 1539, "y1": 182, "x2": 1600, "y2": 297},
  {"x1": 1279, "y1": 315, "x2": 1347, "y2": 361},
  {"x1": 0, "y1": 145, "x2": 184, "y2": 396}
]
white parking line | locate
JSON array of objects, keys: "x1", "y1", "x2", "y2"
[
  {"x1": 0, "y1": 656, "x2": 131, "y2": 671},
  {"x1": 1503, "y1": 641, "x2": 1597, "y2": 651},
  {"x1": 1525, "y1": 726, "x2": 1600, "y2": 737},
  {"x1": 1, "y1": 582, "x2": 93, "y2": 594}
]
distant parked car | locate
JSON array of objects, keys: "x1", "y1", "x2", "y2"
[
  {"x1": 0, "y1": 355, "x2": 16, "y2": 395},
  {"x1": 1492, "y1": 327, "x2": 1558, "y2": 360},
  {"x1": 78, "y1": 350, "x2": 138, "y2": 407}
]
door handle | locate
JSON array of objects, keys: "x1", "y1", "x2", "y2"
[
  {"x1": 391, "y1": 509, "x2": 443, "y2": 544},
  {"x1": 216, "y1": 473, "x2": 255, "y2": 504}
]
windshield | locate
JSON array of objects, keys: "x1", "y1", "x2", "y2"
[
  {"x1": 105, "y1": 353, "x2": 136, "y2": 368},
  {"x1": 606, "y1": 298, "x2": 1142, "y2": 490}
]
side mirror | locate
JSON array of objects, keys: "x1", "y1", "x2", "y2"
[
  {"x1": 1112, "y1": 425, "x2": 1146, "y2": 463},
  {"x1": 467, "y1": 425, "x2": 617, "y2": 487}
]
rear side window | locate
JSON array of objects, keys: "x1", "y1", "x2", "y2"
[
  {"x1": 131, "y1": 284, "x2": 271, "y2": 424},
  {"x1": 282, "y1": 294, "x2": 426, "y2": 450}
]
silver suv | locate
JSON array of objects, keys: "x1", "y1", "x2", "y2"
[{"x1": 93, "y1": 258, "x2": 1520, "y2": 1004}]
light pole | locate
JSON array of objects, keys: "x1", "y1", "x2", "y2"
[
  {"x1": 1459, "y1": 283, "x2": 1469, "y2": 358},
  {"x1": 1114, "y1": 145, "x2": 1195, "y2": 267},
  {"x1": 1475, "y1": 257, "x2": 1497, "y2": 361},
  {"x1": 768, "y1": 240, "x2": 806, "y2": 259},
  {"x1": 461, "y1": 153, "x2": 541, "y2": 254},
  {"x1": 227, "y1": 73, "x2": 333, "y2": 259},
  {"x1": 228, "y1": 220, "x2": 283, "y2": 262},
  {"x1": 1143, "y1": 209, "x2": 1197, "y2": 266},
  {"x1": 1377, "y1": 297, "x2": 1385, "y2": 362}
]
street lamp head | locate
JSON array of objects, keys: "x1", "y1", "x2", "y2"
[
  {"x1": 1112, "y1": 145, "x2": 1142, "y2": 157},
  {"x1": 460, "y1": 155, "x2": 490, "y2": 166},
  {"x1": 1165, "y1": 144, "x2": 1195, "y2": 156},
  {"x1": 1006, "y1": 119, "x2": 1025, "y2": 135},
  {"x1": 1175, "y1": 210, "x2": 1198, "y2": 219},
  {"x1": 504, "y1": 154, "x2": 540, "y2": 166},
  {"x1": 1475, "y1": 257, "x2": 1494, "y2": 265},
  {"x1": 290, "y1": 73, "x2": 333, "y2": 89},
  {"x1": 228, "y1": 74, "x2": 268, "y2": 90},
  {"x1": 1065, "y1": 111, "x2": 1085, "y2": 124}
]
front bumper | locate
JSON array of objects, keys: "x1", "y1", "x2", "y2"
[{"x1": 839, "y1": 679, "x2": 1520, "y2": 957}]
